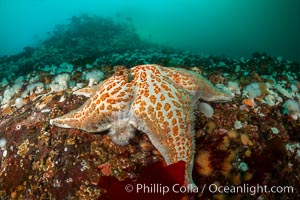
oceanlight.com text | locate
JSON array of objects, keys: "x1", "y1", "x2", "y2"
[{"x1": 208, "y1": 183, "x2": 294, "y2": 195}]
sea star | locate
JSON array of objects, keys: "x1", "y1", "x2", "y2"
[{"x1": 50, "y1": 64, "x2": 232, "y2": 186}]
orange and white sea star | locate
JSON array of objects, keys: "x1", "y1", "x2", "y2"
[{"x1": 50, "y1": 64, "x2": 233, "y2": 186}]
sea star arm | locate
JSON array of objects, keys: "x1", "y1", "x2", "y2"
[
  {"x1": 131, "y1": 67, "x2": 195, "y2": 185},
  {"x1": 163, "y1": 67, "x2": 233, "y2": 103},
  {"x1": 50, "y1": 74, "x2": 133, "y2": 133}
]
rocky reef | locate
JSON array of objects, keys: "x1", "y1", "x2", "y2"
[{"x1": 0, "y1": 15, "x2": 300, "y2": 199}]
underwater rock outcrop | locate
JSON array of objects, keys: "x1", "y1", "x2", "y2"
[{"x1": 0, "y1": 14, "x2": 144, "y2": 79}]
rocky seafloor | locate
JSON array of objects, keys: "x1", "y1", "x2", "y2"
[{"x1": 0, "y1": 15, "x2": 300, "y2": 200}]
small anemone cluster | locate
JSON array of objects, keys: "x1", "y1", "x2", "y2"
[
  {"x1": 282, "y1": 99, "x2": 300, "y2": 119},
  {"x1": 0, "y1": 62, "x2": 105, "y2": 111}
]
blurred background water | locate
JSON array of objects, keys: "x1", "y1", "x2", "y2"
[{"x1": 1, "y1": 0, "x2": 299, "y2": 62}]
